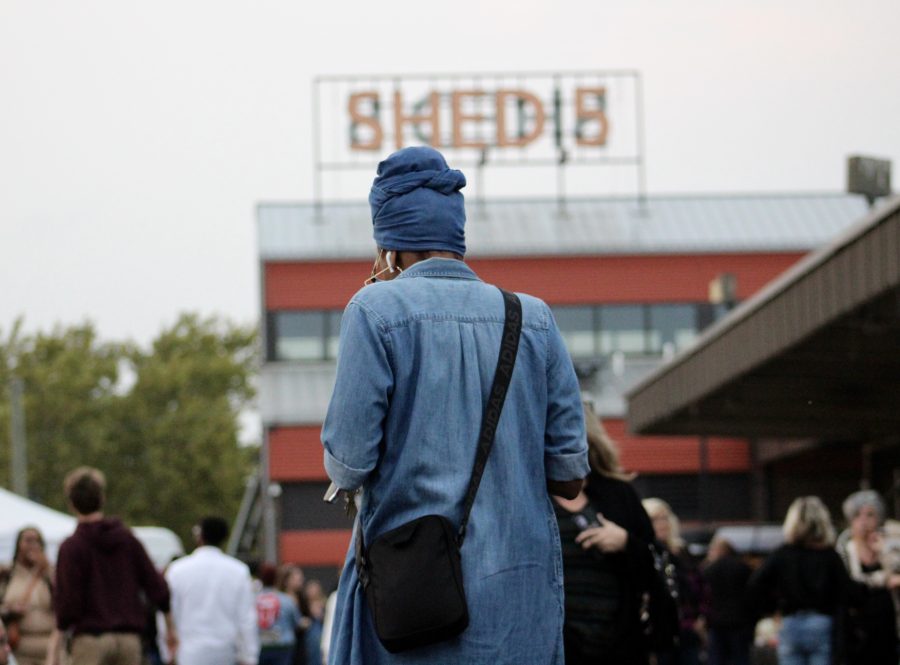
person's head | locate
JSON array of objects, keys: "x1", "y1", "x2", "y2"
[
  {"x1": 13, "y1": 526, "x2": 45, "y2": 568},
  {"x1": 783, "y1": 496, "x2": 836, "y2": 548},
  {"x1": 305, "y1": 579, "x2": 327, "y2": 619},
  {"x1": 366, "y1": 146, "x2": 467, "y2": 280},
  {"x1": 584, "y1": 402, "x2": 632, "y2": 482},
  {"x1": 305, "y1": 579, "x2": 325, "y2": 602},
  {"x1": 843, "y1": 490, "x2": 885, "y2": 539},
  {"x1": 0, "y1": 617, "x2": 11, "y2": 665},
  {"x1": 277, "y1": 565, "x2": 305, "y2": 594},
  {"x1": 63, "y1": 466, "x2": 106, "y2": 516},
  {"x1": 706, "y1": 536, "x2": 737, "y2": 563},
  {"x1": 196, "y1": 516, "x2": 229, "y2": 548},
  {"x1": 258, "y1": 562, "x2": 278, "y2": 588},
  {"x1": 643, "y1": 497, "x2": 684, "y2": 552}
]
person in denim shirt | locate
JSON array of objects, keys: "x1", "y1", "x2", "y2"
[
  {"x1": 256, "y1": 564, "x2": 301, "y2": 665},
  {"x1": 321, "y1": 146, "x2": 589, "y2": 665}
]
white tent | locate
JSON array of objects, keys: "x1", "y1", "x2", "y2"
[{"x1": 0, "y1": 487, "x2": 183, "y2": 569}]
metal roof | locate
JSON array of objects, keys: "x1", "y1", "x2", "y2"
[
  {"x1": 257, "y1": 193, "x2": 868, "y2": 261},
  {"x1": 627, "y1": 195, "x2": 900, "y2": 438}
]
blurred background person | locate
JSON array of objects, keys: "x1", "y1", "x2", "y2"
[
  {"x1": 643, "y1": 498, "x2": 706, "y2": 665},
  {"x1": 553, "y1": 402, "x2": 675, "y2": 665},
  {"x1": 301, "y1": 581, "x2": 325, "y2": 665},
  {"x1": 836, "y1": 490, "x2": 900, "y2": 665},
  {"x1": 702, "y1": 537, "x2": 752, "y2": 665},
  {"x1": 749, "y1": 496, "x2": 858, "y2": 665},
  {"x1": 0, "y1": 528, "x2": 54, "y2": 665},
  {"x1": 53, "y1": 467, "x2": 172, "y2": 665},
  {"x1": 256, "y1": 563, "x2": 301, "y2": 665},
  {"x1": 276, "y1": 565, "x2": 307, "y2": 665},
  {"x1": 166, "y1": 516, "x2": 257, "y2": 665}
]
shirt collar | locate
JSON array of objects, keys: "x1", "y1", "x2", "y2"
[
  {"x1": 194, "y1": 545, "x2": 222, "y2": 555},
  {"x1": 395, "y1": 257, "x2": 481, "y2": 281}
]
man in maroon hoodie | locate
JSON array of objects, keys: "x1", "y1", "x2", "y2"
[{"x1": 52, "y1": 467, "x2": 175, "y2": 665}]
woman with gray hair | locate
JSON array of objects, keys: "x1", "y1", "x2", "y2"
[
  {"x1": 836, "y1": 489, "x2": 899, "y2": 665},
  {"x1": 748, "y1": 496, "x2": 858, "y2": 665}
]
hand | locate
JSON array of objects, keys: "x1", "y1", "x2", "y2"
[
  {"x1": 575, "y1": 516, "x2": 628, "y2": 553},
  {"x1": 888, "y1": 573, "x2": 900, "y2": 590}
]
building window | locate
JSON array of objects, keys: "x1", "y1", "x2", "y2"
[
  {"x1": 598, "y1": 305, "x2": 646, "y2": 355},
  {"x1": 648, "y1": 304, "x2": 697, "y2": 354},
  {"x1": 272, "y1": 311, "x2": 326, "y2": 361},
  {"x1": 267, "y1": 310, "x2": 345, "y2": 362},
  {"x1": 548, "y1": 302, "x2": 717, "y2": 359},
  {"x1": 267, "y1": 301, "x2": 721, "y2": 363},
  {"x1": 325, "y1": 310, "x2": 343, "y2": 359},
  {"x1": 552, "y1": 306, "x2": 596, "y2": 357}
]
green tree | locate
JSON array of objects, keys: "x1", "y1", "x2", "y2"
[
  {"x1": 1, "y1": 314, "x2": 258, "y2": 547},
  {"x1": 0, "y1": 320, "x2": 123, "y2": 510},
  {"x1": 111, "y1": 314, "x2": 257, "y2": 545}
]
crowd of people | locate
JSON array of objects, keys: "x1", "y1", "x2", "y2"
[
  {"x1": 3, "y1": 421, "x2": 897, "y2": 665},
  {"x1": 3, "y1": 147, "x2": 899, "y2": 665},
  {"x1": 551, "y1": 415, "x2": 900, "y2": 665},
  {"x1": 0, "y1": 467, "x2": 333, "y2": 665}
]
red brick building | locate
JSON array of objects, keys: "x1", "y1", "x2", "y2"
[{"x1": 257, "y1": 193, "x2": 867, "y2": 580}]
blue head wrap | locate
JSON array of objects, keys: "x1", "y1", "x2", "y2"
[{"x1": 369, "y1": 146, "x2": 467, "y2": 255}]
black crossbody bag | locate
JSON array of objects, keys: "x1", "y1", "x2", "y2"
[{"x1": 355, "y1": 288, "x2": 522, "y2": 653}]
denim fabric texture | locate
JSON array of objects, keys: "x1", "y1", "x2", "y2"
[
  {"x1": 322, "y1": 258, "x2": 589, "y2": 665},
  {"x1": 777, "y1": 612, "x2": 833, "y2": 665},
  {"x1": 369, "y1": 147, "x2": 467, "y2": 256}
]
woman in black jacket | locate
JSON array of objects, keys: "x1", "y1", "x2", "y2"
[
  {"x1": 748, "y1": 496, "x2": 860, "y2": 665},
  {"x1": 554, "y1": 403, "x2": 676, "y2": 665}
]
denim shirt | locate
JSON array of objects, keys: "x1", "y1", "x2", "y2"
[{"x1": 322, "y1": 258, "x2": 588, "y2": 665}]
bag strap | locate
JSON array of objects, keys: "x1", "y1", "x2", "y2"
[
  {"x1": 355, "y1": 287, "x2": 522, "y2": 584},
  {"x1": 457, "y1": 288, "x2": 521, "y2": 544}
]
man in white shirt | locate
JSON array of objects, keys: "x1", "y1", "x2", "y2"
[{"x1": 166, "y1": 517, "x2": 259, "y2": 665}]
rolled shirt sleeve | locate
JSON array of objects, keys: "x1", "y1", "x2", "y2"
[
  {"x1": 321, "y1": 300, "x2": 394, "y2": 490},
  {"x1": 543, "y1": 309, "x2": 590, "y2": 481}
]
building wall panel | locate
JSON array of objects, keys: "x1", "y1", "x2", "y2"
[
  {"x1": 269, "y1": 426, "x2": 327, "y2": 481},
  {"x1": 280, "y1": 482, "x2": 349, "y2": 530},
  {"x1": 604, "y1": 419, "x2": 750, "y2": 474},
  {"x1": 280, "y1": 529, "x2": 351, "y2": 567},
  {"x1": 269, "y1": 420, "x2": 749, "y2": 480},
  {"x1": 265, "y1": 253, "x2": 804, "y2": 311}
]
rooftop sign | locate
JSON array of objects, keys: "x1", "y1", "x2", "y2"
[{"x1": 312, "y1": 71, "x2": 644, "y2": 202}]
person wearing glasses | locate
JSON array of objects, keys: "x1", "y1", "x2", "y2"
[{"x1": 321, "y1": 146, "x2": 588, "y2": 665}]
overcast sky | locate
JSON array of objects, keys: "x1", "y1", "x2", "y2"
[{"x1": 2, "y1": 0, "x2": 899, "y2": 348}]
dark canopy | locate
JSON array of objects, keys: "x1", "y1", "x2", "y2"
[{"x1": 627, "y1": 196, "x2": 900, "y2": 439}]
